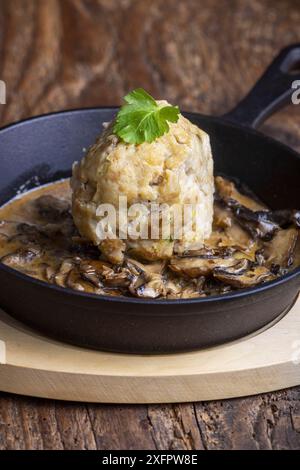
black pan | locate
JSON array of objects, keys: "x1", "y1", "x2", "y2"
[{"x1": 0, "y1": 45, "x2": 300, "y2": 354}]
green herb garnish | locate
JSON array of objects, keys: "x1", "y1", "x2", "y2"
[{"x1": 113, "y1": 88, "x2": 180, "y2": 144}]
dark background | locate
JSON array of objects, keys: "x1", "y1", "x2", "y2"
[{"x1": 0, "y1": 0, "x2": 300, "y2": 450}]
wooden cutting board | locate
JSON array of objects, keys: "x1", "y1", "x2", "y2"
[{"x1": 0, "y1": 298, "x2": 299, "y2": 403}]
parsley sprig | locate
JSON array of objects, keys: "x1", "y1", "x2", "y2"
[{"x1": 113, "y1": 88, "x2": 180, "y2": 144}]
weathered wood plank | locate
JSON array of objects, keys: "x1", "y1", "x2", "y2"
[{"x1": 0, "y1": 0, "x2": 300, "y2": 450}]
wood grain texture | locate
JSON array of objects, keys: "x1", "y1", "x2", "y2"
[{"x1": 0, "y1": 0, "x2": 300, "y2": 450}]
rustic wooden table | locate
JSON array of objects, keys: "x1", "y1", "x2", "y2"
[{"x1": 0, "y1": 0, "x2": 300, "y2": 450}]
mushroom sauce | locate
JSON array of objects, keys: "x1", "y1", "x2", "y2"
[{"x1": 0, "y1": 177, "x2": 299, "y2": 299}]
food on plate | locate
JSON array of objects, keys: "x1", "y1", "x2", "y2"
[
  {"x1": 0, "y1": 89, "x2": 299, "y2": 299},
  {"x1": 0, "y1": 176, "x2": 299, "y2": 299},
  {"x1": 71, "y1": 89, "x2": 214, "y2": 263}
]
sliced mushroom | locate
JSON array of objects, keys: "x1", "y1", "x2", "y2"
[
  {"x1": 1, "y1": 246, "x2": 42, "y2": 267},
  {"x1": 224, "y1": 223, "x2": 258, "y2": 257},
  {"x1": 164, "y1": 279, "x2": 182, "y2": 298},
  {"x1": 165, "y1": 276, "x2": 206, "y2": 298},
  {"x1": 179, "y1": 246, "x2": 234, "y2": 259},
  {"x1": 179, "y1": 278, "x2": 206, "y2": 298},
  {"x1": 293, "y1": 211, "x2": 300, "y2": 228},
  {"x1": 130, "y1": 274, "x2": 166, "y2": 299},
  {"x1": 215, "y1": 176, "x2": 266, "y2": 210},
  {"x1": 80, "y1": 259, "x2": 113, "y2": 276},
  {"x1": 54, "y1": 259, "x2": 75, "y2": 287},
  {"x1": 215, "y1": 177, "x2": 280, "y2": 240},
  {"x1": 214, "y1": 263, "x2": 273, "y2": 288},
  {"x1": 79, "y1": 259, "x2": 132, "y2": 288},
  {"x1": 215, "y1": 258, "x2": 249, "y2": 276},
  {"x1": 102, "y1": 268, "x2": 132, "y2": 288},
  {"x1": 125, "y1": 258, "x2": 167, "y2": 298},
  {"x1": 222, "y1": 198, "x2": 300, "y2": 243},
  {"x1": 230, "y1": 205, "x2": 279, "y2": 240},
  {"x1": 44, "y1": 264, "x2": 57, "y2": 283},
  {"x1": 254, "y1": 248, "x2": 265, "y2": 266},
  {"x1": 255, "y1": 208, "x2": 300, "y2": 229},
  {"x1": 169, "y1": 256, "x2": 239, "y2": 278},
  {"x1": 126, "y1": 257, "x2": 167, "y2": 275},
  {"x1": 206, "y1": 217, "x2": 256, "y2": 254},
  {"x1": 263, "y1": 227, "x2": 298, "y2": 269},
  {"x1": 66, "y1": 267, "x2": 99, "y2": 293},
  {"x1": 52, "y1": 260, "x2": 120, "y2": 295},
  {"x1": 79, "y1": 260, "x2": 103, "y2": 288},
  {"x1": 125, "y1": 258, "x2": 167, "y2": 288}
]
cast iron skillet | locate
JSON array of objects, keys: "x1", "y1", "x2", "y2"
[{"x1": 0, "y1": 45, "x2": 300, "y2": 354}]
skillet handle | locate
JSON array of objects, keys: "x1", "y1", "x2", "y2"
[{"x1": 223, "y1": 44, "x2": 300, "y2": 129}]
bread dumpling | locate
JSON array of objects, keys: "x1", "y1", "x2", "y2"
[{"x1": 71, "y1": 103, "x2": 214, "y2": 263}]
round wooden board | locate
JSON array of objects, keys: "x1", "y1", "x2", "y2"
[{"x1": 0, "y1": 298, "x2": 300, "y2": 404}]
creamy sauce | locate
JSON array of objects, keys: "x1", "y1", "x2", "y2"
[
  {"x1": 0, "y1": 178, "x2": 299, "y2": 299},
  {"x1": 0, "y1": 180, "x2": 81, "y2": 285}
]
